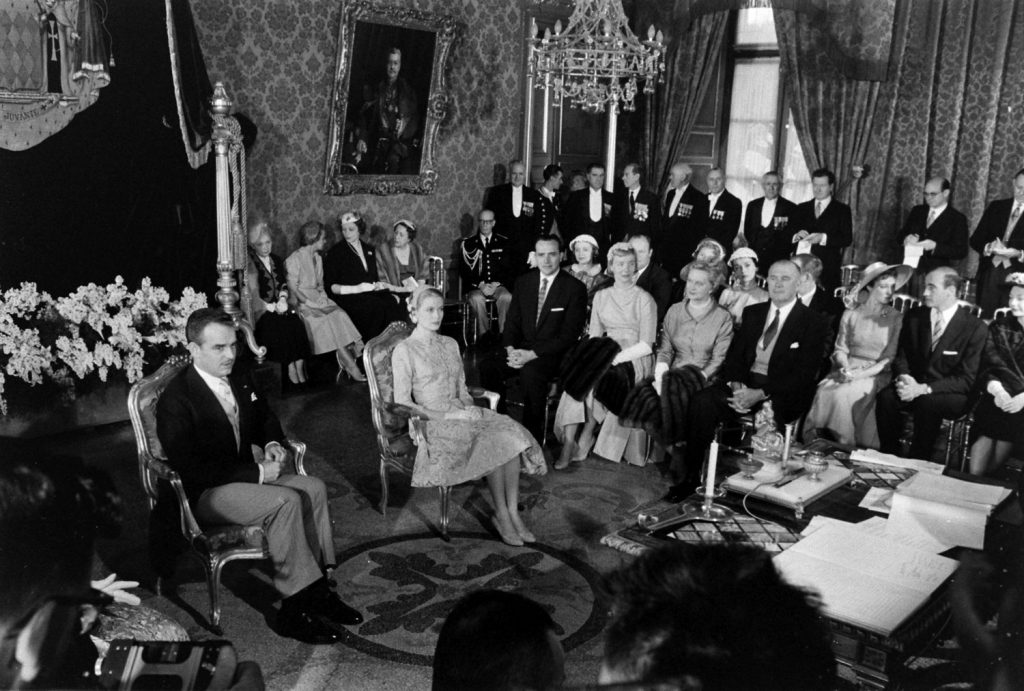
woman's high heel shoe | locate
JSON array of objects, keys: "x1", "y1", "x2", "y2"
[
  {"x1": 336, "y1": 365, "x2": 366, "y2": 383},
  {"x1": 336, "y1": 350, "x2": 367, "y2": 383}
]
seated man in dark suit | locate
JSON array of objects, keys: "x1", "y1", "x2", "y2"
[
  {"x1": 612, "y1": 162, "x2": 661, "y2": 243},
  {"x1": 900, "y1": 177, "x2": 968, "y2": 291},
  {"x1": 703, "y1": 166, "x2": 742, "y2": 250},
  {"x1": 791, "y1": 252, "x2": 843, "y2": 371},
  {"x1": 744, "y1": 171, "x2": 797, "y2": 270},
  {"x1": 479, "y1": 235, "x2": 588, "y2": 446},
  {"x1": 666, "y1": 260, "x2": 827, "y2": 501},
  {"x1": 157, "y1": 308, "x2": 362, "y2": 644},
  {"x1": 628, "y1": 233, "x2": 672, "y2": 324},
  {"x1": 789, "y1": 168, "x2": 852, "y2": 292},
  {"x1": 876, "y1": 267, "x2": 987, "y2": 460}
]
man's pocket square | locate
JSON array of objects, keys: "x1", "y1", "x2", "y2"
[
  {"x1": 789, "y1": 342, "x2": 800, "y2": 349},
  {"x1": 942, "y1": 350, "x2": 958, "y2": 355},
  {"x1": 550, "y1": 307, "x2": 564, "y2": 312}
]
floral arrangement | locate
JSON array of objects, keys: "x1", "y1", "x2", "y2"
[{"x1": 0, "y1": 277, "x2": 208, "y2": 415}]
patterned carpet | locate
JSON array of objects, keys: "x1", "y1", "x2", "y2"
[{"x1": 32, "y1": 362, "x2": 668, "y2": 690}]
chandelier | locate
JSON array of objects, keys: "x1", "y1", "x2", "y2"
[{"x1": 527, "y1": 0, "x2": 665, "y2": 114}]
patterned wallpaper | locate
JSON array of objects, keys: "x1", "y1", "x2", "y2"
[{"x1": 192, "y1": 0, "x2": 524, "y2": 261}]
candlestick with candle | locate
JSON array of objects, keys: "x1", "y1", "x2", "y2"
[
  {"x1": 679, "y1": 439, "x2": 733, "y2": 521},
  {"x1": 704, "y1": 441, "x2": 719, "y2": 504}
]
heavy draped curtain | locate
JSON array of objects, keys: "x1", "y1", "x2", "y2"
[{"x1": 636, "y1": 0, "x2": 728, "y2": 191}]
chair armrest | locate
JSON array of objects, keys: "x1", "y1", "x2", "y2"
[
  {"x1": 383, "y1": 400, "x2": 427, "y2": 420},
  {"x1": 408, "y1": 415, "x2": 426, "y2": 446},
  {"x1": 285, "y1": 440, "x2": 307, "y2": 476},
  {"x1": 147, "y1": 458, "x2": 203, "y2": 542},
  {"x1": 468, "y1": 387, "x2": 500, "y2": 411}
]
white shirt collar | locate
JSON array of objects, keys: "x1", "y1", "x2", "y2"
[
  {"x1": 816, "y1": 196, "x2": 832, "y2": 209},
  {"x1": 539, "y1": 268, "x2": 559, "y2": 281},
  {"x1": 590, "y1": 186, "x2": 603, "y2": 196},
  {"x1": 194, "y1": 364, "x2": 232, "y2": 397},
  {"x1": 930, "y1": 203, "x2": 947, "y2": 216},
  {"x1": 934, "y1": 303, "x2": 958, "y2": 325},
  {"x1": 799, "y1": 286, "x2": 816, "y2": 307},
  {"x1": 769, "y1": 298, "x2": 799, "y2": 327}
]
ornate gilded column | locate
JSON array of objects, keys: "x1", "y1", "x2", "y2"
[{"x1": 209, "y1": 82, "x2": 265, "y2": 360}]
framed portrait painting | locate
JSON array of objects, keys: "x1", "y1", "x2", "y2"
[{"x1": 323, "y1": 1, "x2": 459, "y2": 196}]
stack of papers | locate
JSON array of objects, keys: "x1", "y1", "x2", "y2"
[
  {"x1": 849, "y1": 448, "x2": 944, "y2": 475},
  {"x1": 774, "y1": 522, "x2": 957, "y2": 636},
  {"x1": 888, "y1": 473, "x2": 1012, "y2": 550}
]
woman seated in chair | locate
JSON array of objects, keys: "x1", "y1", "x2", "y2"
[
  {"x1": 554, "y1": 243, "x2": 657, "y2": 469},
  {"x1": 324, "y1": 211, "x2": 408, "y2": 342},
  {"x1": 392, "y1": 286, "x2": 546, "y2": 547},
  {"x1": 247, "y1": 221, "x2": 312, "y2": 388},
  {"x1": 624, "y1": 261, "x2": 733, "y2": 479},
  {"x1": 566, "y1": 234, "x2": 610, "y2": 303},
  {"x1": 803, "y1": 262, "x2": 909, "y2": 447},
  {"x1": 970, "y1": 273, "x2": 1024, "y2": 475},
  {"x1": 285, "y1": 221, "x2": 366, "y2": 382},
  {"x1": 376, "y1": 219, "x2": 431, "y2": 301},
  {"x1": 718, "y1": 247, "x2": 769, "y2": 324}
]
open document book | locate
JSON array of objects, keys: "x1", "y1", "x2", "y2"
[{"x1": 773, "y1": 522, "x2": 957, "y2": 637}]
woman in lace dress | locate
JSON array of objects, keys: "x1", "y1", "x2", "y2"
[
  {"x1": 392, "y1": 287, "x2": 546, "y2": 546},
  {"x1": 554, "y1": 243, "x2": 657, "y2": 468},
  {"x1": 803, "y1": 262, "x2": 910, "y2": 447}
]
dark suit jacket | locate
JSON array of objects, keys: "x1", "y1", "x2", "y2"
[
  {"x1": 323, "y1": 239, "x2": 383, "y2": 289},
  {"x1": 893, "y1": 305, "x2": 987, "y2": 396},
  {"x1": 535, "y1": 188, "x2": 560, "y2": 237},
  {"x1": 969, "y1": 198, "x2": 1024, "y2": 313},
  {"x1": 611, "y1": 187, "x2": 661, "y2": 244},
  {"x1": 980, "y1": 316, "x2": 1024, "y2": 396},
  {"x1": 899, "y1": 204, "x2": 968, "y2": 273},
  {"x1": 486, "y1": 183, "x2": 543, "y2": 260},
  {"x1": 703, "y1": 189, "x2": 742, "y2": 250},
  {"x1": 156, "y1": 366, "x2": 285, "y2": 505},
  {"x1": 790, "y1": 198, "x2": 853, "y2": 291},
  {"x1": 458, "y1": 232, "x2": 515, "y2": 292},
  {"x1": 563, "y1": 187, "x2": 616, "y2": 253},
  {"x1": 503, "y1": 269, "x2": 588, "y2": 358},
  {"x1": 635, "y1": 262, "x2": 673, "y2": 324},
  {"x1": 660, "y1": 184, "x2": 709, "y2": 277},
  {"x1": 744, "y1": 196, "x2": 797, "y2": 269},
  {"x1": 721, "y1": 300, "x2": 828, "y2": 424}
]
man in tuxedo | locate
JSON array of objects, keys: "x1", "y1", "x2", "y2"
[
  {"x1": 660, "y1": 162, "x2": 709, "y2": 278},
  {"x1": 563, "y1": 162, "x2": 615, "y2": 253},
  {"x1": 156, "y1": 309, "x2": 362, "y2": 644},
  {"x1": 629, "y1": 233, "x2": 672, "y2": 324},
  {"x1": 744, "y1": 171, "x2": 797, "y2": 269},
  {"x1": 703, "y1": 167, "x2": 742, "y2": 250},
  {"x1": 535, "y1": 163, "x2": 563, "y2": 239},
  {"x1": 875, "y1": 268, "x2": 987, "y2": 460},
  {"x1": 666, "y1": 260, "x2": 827, "y2": 501},
  {"x1": 790, "y1": 168, "x2": 852, "y2": 292},
  {"x1": 612, "y1": 162, "x2": 661, "y2": 243},
  {"x1": 969, "y1": 169, "x2": 1024, "y2": 315},
  {"x1": 460, "y1": 209, "x2": 516, "y2": 343},
  {"x1": 486, "y1": 159, "x2": 542, "y2": 272},
  {"x1": 792, "y1": 253, "x2": 842, "y2": 370},
  {"x1": 900, "y1": 177, "x2": 968, "y2": 284},
  {"x1": 480, "y1": 235, "x2": 588, "y2": 446}
]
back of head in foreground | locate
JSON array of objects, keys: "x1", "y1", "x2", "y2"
[
  {"x1": 432, "y1": 589, "x2": 565, "y2": 691},
  {"x1": 599, "y1": 542, "x2": 835, "y2": 691},
  {"x1": 0, "y1": 455, "x2": 120, "y2": 689}
]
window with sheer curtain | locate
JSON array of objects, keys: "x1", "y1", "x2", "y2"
[{"x1": 723, "y1": 9, "x2": 812, "y2": 235}]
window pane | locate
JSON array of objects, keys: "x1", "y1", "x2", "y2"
[
  {"x1": 781, "y1": 110, "x2": 813, "y2": 205},
  {"x1": 724, "y1": 58, "x2": 779, "y2": 221},
  {"x1": 735, "y1": 8, "x2": 777, "y2": 47}
]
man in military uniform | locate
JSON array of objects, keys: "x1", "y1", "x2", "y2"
[{"x1": 460, "y1": 209, "x2": 515, "y2": 344}]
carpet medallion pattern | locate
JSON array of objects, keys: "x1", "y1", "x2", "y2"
[{"x1": 333, "y1": 532, "x2": 608, "y2": 666}]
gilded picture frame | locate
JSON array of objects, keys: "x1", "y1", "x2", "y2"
[{"x1": 323, "y1": 0, "x2": 459, "y2": 196}]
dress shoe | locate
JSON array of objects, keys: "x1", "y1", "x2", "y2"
[
  {"x1": 277, "y1": 606, "x2": 341, "y2": 644},
  {"x1": 663, "y1": 483, "x2": 690, "y2": 504},
  {"x1": 318, "y1": 593, "x2": 363, "y2": 626}
]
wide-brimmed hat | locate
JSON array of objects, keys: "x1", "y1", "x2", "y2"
[
  {"x1": 1003, "y1": 272, "x2": 1024, "y2": 289},
  {"x1": 851, "y1": 261, "x2": 913, "y2": 297},
  {"x1": 393, "y1": 219, "x2": 416, "y2": 233},
  {"x1": 728, "y1": 247, "x2": 759, "y2": 264}
]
